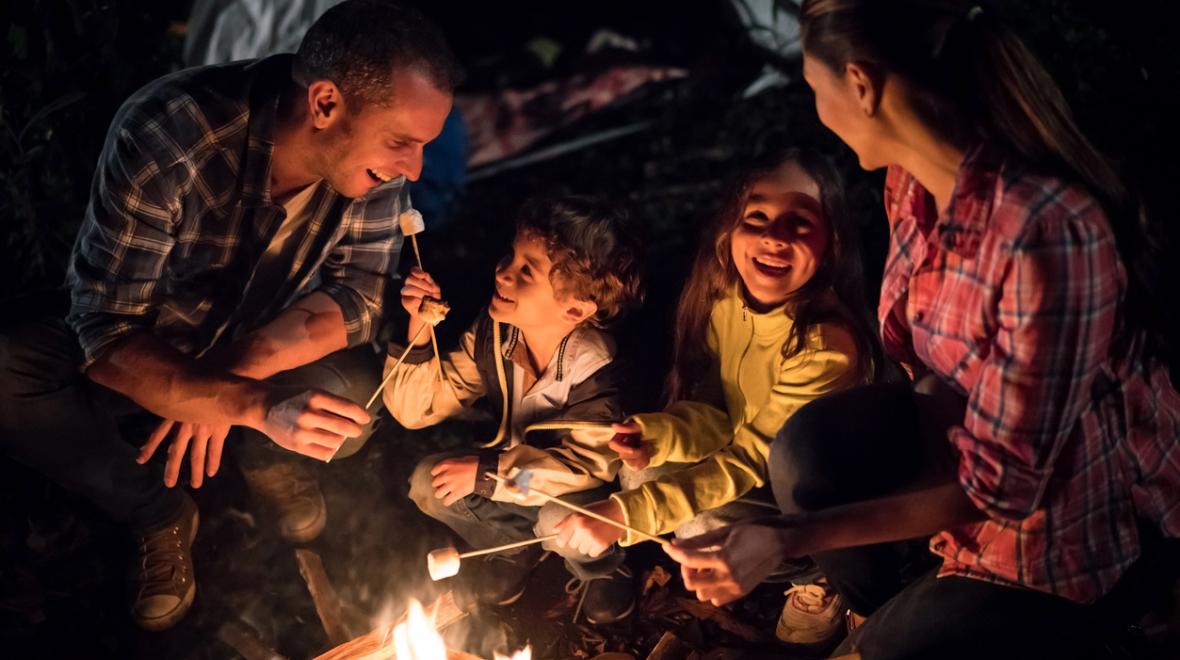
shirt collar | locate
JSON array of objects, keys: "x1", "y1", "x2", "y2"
[
  {"x1": 934, "y1": 144, "x2": 1004, "y2": 258},
  {"x1": 238, "y1": 55, "x2": 289, "y2": 209}
]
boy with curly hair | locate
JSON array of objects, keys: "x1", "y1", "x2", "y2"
[{"x1": 383, "y1": 196, "x2": 644, "y2": 623}]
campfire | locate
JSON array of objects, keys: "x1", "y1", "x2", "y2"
[{"x1": 314, "y1": 597, "x2": 530, "y2": 660}]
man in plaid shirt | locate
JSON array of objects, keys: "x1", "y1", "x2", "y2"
[{"x1": 0, "y1": 0, "x2": 459, "y2": 630}]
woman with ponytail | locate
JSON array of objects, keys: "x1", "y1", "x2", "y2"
[{"x1": 664, "y1": 2, "x2": 1180, "y2": 657}]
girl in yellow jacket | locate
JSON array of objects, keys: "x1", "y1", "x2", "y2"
[{"x1": 553, "y1": 146, "x2": 884, "y2": 643}]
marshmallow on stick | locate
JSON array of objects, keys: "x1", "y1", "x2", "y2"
[
  {"x1": 427, "y1": 535, "x2": 557, "y2": 581},
  {"x1": 399, "y1": 209, "x2": 444, "y2": 382},
  {"x1": 363, "y1": 296, "x2": 449, "y2": 411}
]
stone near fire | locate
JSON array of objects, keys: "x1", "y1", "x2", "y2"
[{"x1": 427, "y1": 547, "x2": 461, "y2": 581}]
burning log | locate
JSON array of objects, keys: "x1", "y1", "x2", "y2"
[
  {"x1": 314, "y1": 598, "x2": 523, "y2": 660},
  {"x1": 294, "y1": 548, "x2": 367, "y2": 646}
]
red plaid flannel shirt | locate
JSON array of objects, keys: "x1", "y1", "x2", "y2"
[{"x1": 880, "y1": 147, "x2": 1180, "y2": 603}]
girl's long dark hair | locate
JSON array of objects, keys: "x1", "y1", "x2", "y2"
[
  {"x1": 665, "y1": 147, "x2": 884, "y2": 404},
  {"x1": 801, "y1": 0, "x2": 1171, "y2": 368}
]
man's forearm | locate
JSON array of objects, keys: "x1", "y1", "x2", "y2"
[
  {"x1": 86, "y1": 332, "x2": 269, "y2": 427},
  {"x1": 217, "y1": 291, "x2": 350, "y2": 380},
  {"x1": 782, "y1": 481, "x2": 987, "y2": 556}
]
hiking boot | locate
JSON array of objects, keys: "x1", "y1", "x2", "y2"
[
  {"x1": 453, "y1": 544, "x2": 543, "y2": 611},
  {"x1": 241, "y1": 461, "x2": 326, "y2": 543},
  {"x1": 577, "y1": 564, "x2": 635, "y2": 625},
  {"x1": 130, "y1": 491, "x2": 198, "y2": 631},
  {"x1": 776, "y1": 582, "x2": 844, "y2": 646}
]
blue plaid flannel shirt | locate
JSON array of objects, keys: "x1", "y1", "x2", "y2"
[{"x1": 66, "y1": 55, "x2": 406, "y2": 369}]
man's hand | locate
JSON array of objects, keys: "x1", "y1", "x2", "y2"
[
  {"x1": 401, "y1": 267, "x2": 441, "y2": 347},
  {"x1": 256, "y1": 389, "x2": 370, "y2": 461},
  {"x1": 663, "y1": 523, "x2": 795, "y2": 606},
  {"x1": 431, "y1": 456, "x2": 479, "y2": 506},
  {"x1": 553, "y1": 499, "x2": 626, "y2": 557},
  {"x1": 608, "y1": 422, "x2": 654, "y2": 471},
  {"x1": 138, "y1": 420, "x2": 231, "y2": 488}
]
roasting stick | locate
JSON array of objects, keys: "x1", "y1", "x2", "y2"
[
  {"x1": 485, "y1": 472, "x2": 669, "y2": 546},
  {"x1": 426, "y1": 535, "x2": 558, "y2": 581},
  {"x1": 365, "y1": 323, "x2": 429, "y2": 410},
  {"x1": 400, "y1": 209, "x2": 444, "y2": 383}
]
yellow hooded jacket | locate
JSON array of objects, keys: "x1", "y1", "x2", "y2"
[{"x1": 610, "y1": 287, "x2": 862, "y2": 544}]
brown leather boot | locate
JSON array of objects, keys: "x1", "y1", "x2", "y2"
[
  {"x1": 130, "y1": 491, "x2": 198, "y2": 631},
  {"x1": 240, "y1": 461, "x2": 326, "y2": 543}
]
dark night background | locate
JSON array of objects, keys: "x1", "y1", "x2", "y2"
[{"x1": 2, "y1": 1, "x2": 1178, "y2": 658}]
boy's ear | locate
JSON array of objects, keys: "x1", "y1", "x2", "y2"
[{"x1": 561, "y1": 300, "x2": 598, "y2": 325}]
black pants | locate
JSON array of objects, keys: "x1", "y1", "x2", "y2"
[
  {"x1": 771, "y1": 383, "x2": 1180, "y2": 659},
  {"x1": 0, "y1": 309, "x2": 379, "y2": 531}
]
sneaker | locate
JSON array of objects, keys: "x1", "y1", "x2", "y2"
[
  {"x1": 453, "y1": 544, "x2": 543, "y2": 611},
  {"x1": 240, "y1": 461, "x2": 326, "y2": 543},
  {"x1": 576, "y1": 564, "x2": 635, "y2": 625},
  {"x1": 130, "y1": 491, "x2": 199, "y2": 631},
  {"x1": 775, "y1": 582, "x2": 844, "y2": 646}
]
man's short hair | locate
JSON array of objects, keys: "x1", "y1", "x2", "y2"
[
  {"x1": 515, "y1": 196, "x2": 645, "y2": 329},
  {"x1": 293, "y1": 0, "x2": 463, "y2": 107}
]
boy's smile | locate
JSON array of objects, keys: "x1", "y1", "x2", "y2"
[{"x1": 488, "y1": 233, "x2": 566, "y2": 329}]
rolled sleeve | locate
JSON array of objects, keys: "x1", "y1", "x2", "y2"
[
  {"x1": 318, "y1": 183, "x2": 406, "y2": 346},
  {"x1": 952, "y1": 212, "x2": 1121, "y2": 521},
  {"x1": 67, "y1": 126, "x2": 180, "y2": 369}
]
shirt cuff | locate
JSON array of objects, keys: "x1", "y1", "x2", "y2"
[
  {"x1": 473, "y1": 451, "x2": 500, "y2": 498},
  {"x1": 319, "y1": 283, "x2": 376, "y2": 347},
  {"x1": 949, "y1": 425, "x2": 1047, "y2": 521},
  {"x1": 628, "y1": 413, "x2": 673, "y2": 467},
  {"x1": 610, "y1": 490, "x2": 659, "y2": 547}
]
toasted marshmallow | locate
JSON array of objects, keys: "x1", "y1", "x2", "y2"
[
  {"x1": 427, "y1": 547, "x2": 461, "y2": 581},
  {"x1": 418, "y1": 296, "x2": 451, "y2": 327}
]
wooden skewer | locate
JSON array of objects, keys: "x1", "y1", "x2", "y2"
[
  {"x1": 410, "y1": 234, "x2": 445, "y2": 385},
  {"x1": 365, "y1": 322, "x2": 429, "y2": 410},
  {"x1": 459, "y1": 534, "x2": 556, "y2": 559},
  {"x1": 485, "y1": 472, "x2": 669, "y2": 546}
]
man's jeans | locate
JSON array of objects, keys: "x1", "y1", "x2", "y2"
[
  {"x1": 0, "y1": 311, "x2": 379, "y2": 532},
  {"x1": 409, "y1": 451, "x2": 625, "y2": 581}
]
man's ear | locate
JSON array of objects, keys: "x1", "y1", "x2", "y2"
[
  {"x1": 307, "y1": 80, "x2": 345, "y2": 129},
  {"x1": 845, "y1": 61, "x2": 884, "y2": 117},
  {"x1": 561, "y1": 299, "x2": 598, "y2": 325}
]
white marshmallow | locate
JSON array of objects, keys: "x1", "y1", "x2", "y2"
[
  {"x1": 427, "y1": 547, "x2": 461, "y2": 581},
  {"x1": 399, "y1": 209, "x2": 426, "y2": 236}
]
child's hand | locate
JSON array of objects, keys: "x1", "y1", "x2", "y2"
[
  {"x1": 608, "y1": 422, "x2": 653, "y2": 471},
  {"x1": 431, "y1": 455, "x2": 478, "y2": 506},
  {"x1": 552, "y1": 500, "x2": 626, "y2": 557},
  {"x1": 402, "y1": 267, "x2": 442, "y2": 316},
  {"x1": 402, "y1": 268, "x2": 441, "y2": 346}
]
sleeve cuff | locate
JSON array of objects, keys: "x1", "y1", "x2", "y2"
[
  {"x1": 628, "y1": 413, "x2": 673, "y2": 467},
  {"x1": 386, "y1": 339, "x2": 437, "y2": 366},
  {"x1": 473, "y1": 451, "x2": 500, "y2": 498},
  {"x1": 949, "y1": 425, "x2": 1046, "y2": 521},
  {"x1": 319, "y1": 283, "x2": 375, "y2": 347},
  {"x1": 610, "y1": 491, "x2": 657, "y2": 547}
]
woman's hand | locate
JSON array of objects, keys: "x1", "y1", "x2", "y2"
[
  {"x1": 663, "y1": 523, "x2": 797, "y2": 606},
  {"x1": 553, "y1": 499, "x2": 627, "y2": 557},
  {"x1": 608, "y1": 422, "x2": 654, "y2": 471}
]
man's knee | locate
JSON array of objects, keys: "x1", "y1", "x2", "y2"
[{"x1": 0, "y1": 320, "x2": 81, "y2": 398}]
